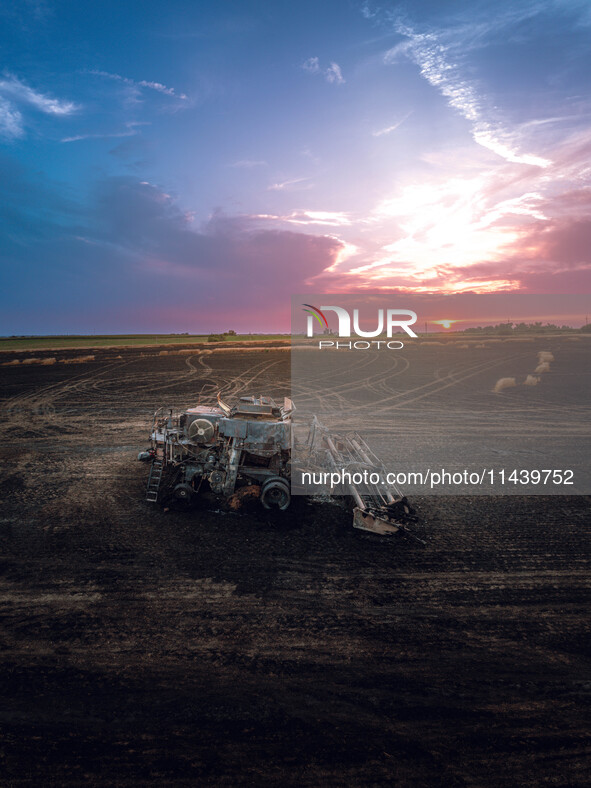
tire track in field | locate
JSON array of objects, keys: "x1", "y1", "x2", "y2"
[
  {"x1": 291, "y1": 355, "x2": 411, "y2": 415},
  {"x1": 302, "y1": 351, "x2": 534, "y2": 431},
  {"x1": 0, "y1": 359, "x2": 136, "y2": 435},
  {"x1": 217, "y1": 358, "x2": 287, "y2": 401}
]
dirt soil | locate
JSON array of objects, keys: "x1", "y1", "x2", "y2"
[{"x1": 0, "y1": 348, "x2": 589, "y2": 786}]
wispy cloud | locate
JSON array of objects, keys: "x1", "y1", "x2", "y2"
[
  {"x1": 286, "y1": 209, "x2": 351, "y2": 226},
  {"x1": 384, "y1": 19, "x2": 551, "y2": 167},
  {"x1": 325, "y1": 62, "x2": 345, "y2": 85},
  {"x1": 0, "y1": 96, "x2": 23, "y2": 138},
  {"x1": 61, "y1": 120, "x2": 150, "y2": 143},
  {"x1": 229, "y1": 159, "x2": 267, "y2": 168},
  {"x1": 88, "y1": 70, "x2": 188, "y2": 100},
  {"x1": 0, "y1": 74, "x2": 79, "y2": 115},
  {"x1": 372, "y1": 110, "x2": 413, "y2": 137},
  {"x1": 0, "y1": 74, "x2": 78, "y2": 139},
  {"x1": 268, "y1": 176, "x2": 313, "y2": 191},
  {"x1": 301, "y1": 57, "x2": 345, "y2": 85},
  {"x1": 254, "y1": 209, "x2": 351, "y2": 226},
  {"x1": 302, "y1": 57, "x2": 320, "y2": 74},
  {"x1": 360, "y1": 1, "x2": 378, "y2": 20}
]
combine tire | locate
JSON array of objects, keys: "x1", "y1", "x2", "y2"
[
  {"x1": 260, "y1": 477, "x2": 291, "y2": 511},
  {"x1": 172, "y1": 483, "x2": 194, "y2": 505}
]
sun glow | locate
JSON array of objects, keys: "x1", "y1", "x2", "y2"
[
  {"x1": 432, "y1": 319, "x2": 458, "y2": 329},
  {"x1": 350, "y1": 174, "x2": 547, "y2": 292}
]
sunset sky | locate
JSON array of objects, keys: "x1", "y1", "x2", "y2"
[{"x1": 1, "y1": 0, "x2": 591, "y2": 333}]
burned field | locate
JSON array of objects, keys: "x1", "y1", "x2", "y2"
[{"x1": 0, "y1": 347, "x2": 590, "y2": 786}]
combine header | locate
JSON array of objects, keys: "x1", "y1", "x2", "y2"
[
  {"x1": 139, "y1": 393, "x2": 419, "y2": 538},
  {"x1": 300, "y1": 416, "x2": 419, "y2": 538}
]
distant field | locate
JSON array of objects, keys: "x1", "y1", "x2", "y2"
[
  {"x1": 0, "y1": 334, "x2": 290, "y2": 351},
  {"x1": 1, "y1": 331, "x2": 586, "y2": 352}
]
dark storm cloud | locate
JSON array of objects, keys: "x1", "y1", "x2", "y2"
[
  {"x1": 90, "y1": 178, "x2": 342, "y2": 289},
  {"x1": 0, "y1": 171, "x2": 343, "y2": 332}
]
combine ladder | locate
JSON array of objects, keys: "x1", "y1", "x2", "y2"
[{"x1": 145, "y1": 458, "x2": 164, "y2": 503}]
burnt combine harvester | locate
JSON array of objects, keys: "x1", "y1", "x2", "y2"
[{"x1": 140, "y1": 394, "x2": 419, "y2": 538}]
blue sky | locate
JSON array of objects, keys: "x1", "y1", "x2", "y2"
[{"x1": 1, "y1": 0, "x2": 590, "y2": 333}]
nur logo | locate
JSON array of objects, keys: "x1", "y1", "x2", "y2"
[{"x1": 302, "y1": 304, "x2": 418, "y2": 345}]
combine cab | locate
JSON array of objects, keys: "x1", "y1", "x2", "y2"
[{"x1": 139, "y1": 393, "x2": 420, "y2": 539}]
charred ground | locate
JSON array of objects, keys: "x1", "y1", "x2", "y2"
[{"x1": 0, "y1": 348, "x2": 589, "y2": 786}]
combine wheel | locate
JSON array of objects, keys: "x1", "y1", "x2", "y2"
[
  {"x1": 260, "y1": 477, "x2": 291, "y2": 511},
  {"x1": 172, "y1": 483, "x2": 194, "y2": 505}
]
